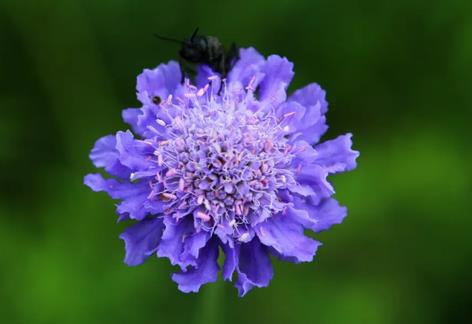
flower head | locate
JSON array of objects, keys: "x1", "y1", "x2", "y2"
[{"x1": 84, "y1": 48, "x2": 359, "y2": 296}]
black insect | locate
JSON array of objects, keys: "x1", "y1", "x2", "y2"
[{"x1": 154, "y1": 28, "x2": 238, "y2": 77}]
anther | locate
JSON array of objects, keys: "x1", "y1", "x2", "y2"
[
  {"x1": 160, "y1": 192, "x2": 177, "y2": 201},
  {"x1": 238, "y1": 232, "x2": 250, "y2": 242},
  {"x1": 178, "y1": 178, "x2": 185, "y2": 191},
  {"x1": 245, "y1": 75, "x2": 257, "y2": 91},
  {"x1": 166, "y1": 168, "x2": 177, "y2": 177},
  {"x1": 197, "y1": 84, "x2": 209, "y2": 97},
  {"x1": 196, "y1": 211, "x2": 211, "y2": 222}
]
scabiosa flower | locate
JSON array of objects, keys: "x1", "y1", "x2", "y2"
[{"x1": 84, "y1": 48, "x2": 359, "y2": 296}]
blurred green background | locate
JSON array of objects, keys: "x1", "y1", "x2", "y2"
[{"x1": 1, "y1": 0, "x2": 471, "y2": 323}]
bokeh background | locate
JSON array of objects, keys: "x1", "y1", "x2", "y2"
[{"x1": 1, "y1": 0, "x2": 471, "y2": 323}]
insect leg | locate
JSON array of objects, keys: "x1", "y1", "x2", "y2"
[
  {"x1": 226, "y1": 42, "x2": 239, "y2": 69},
  {"x1": 178, "y1": 58, "x2": 197, "y2": 82}
]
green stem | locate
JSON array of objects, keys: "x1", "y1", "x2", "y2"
[{"x1": 195, "y1": 281, "x2": 223, "y2": 324}]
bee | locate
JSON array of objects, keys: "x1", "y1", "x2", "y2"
[{"x1": 154, "y1": 28, "x2": 238, "y2": 77}]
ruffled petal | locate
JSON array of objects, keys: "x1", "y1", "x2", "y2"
[
  {"x1": 311, "y1": 198, "x2": 347, "y2": 232},
  {"x1": 157, "y1": 216, "x2": 208, "y2": 269},
  {"x1": 84, "y1": 173, "x2": 151, "y2": 220},
  {"x1": 222, "y1": 242, "x2": 239, "y2": 281},
  {"x1": 299, "y1": 117, "x2": 328, "y2": 145},
  {"x1": 195, "y1": 65, "x2": 217, "y2": 85},
  {"x1": 258, "y1": 55, "x2": 294, "y2": 106},
  {"x1": 288, "y1": 83, "x2": 329, "y2": 143},
  {"x1": 315, "y1": 133, "x2": 359, "y2": 173},
  {"x1": 116, "y1": 191, "x2": 150, "y2": 221},
  {"x1": 289, "y1": 83, "x2": 328, "y2": 114},
  {"x1": 121, "y1": 106, "x2": 165, "y2": 139},
  {"x1": 136, "y1": 61, "x2": 181, "y2": 105},
  {"x1": 89, "y1": 135, "x2": 129, "y2": 178},
  {"x1": 290, "y1": 139, "x2": 318, "y2": 167},
  {"x1": 276, "y1": 101, "x2": 306, "y2": 132},
  {"x1": 119, "y1": 217, "x2": 164, "y2": 266},
  {"x1": 275, "y1": 99, "x2": 326, "y2": 144},
  {"x1": 136, "y1": 105, "x2": 168, "y2": 138},
  {"x1": 115, "y1": 130, "x2": 155, "y2": 171},
  {"x1": 295, "y1": 164, "x2": 334, "y2": 204},
  {"x1": 292, "y1": 197, "x2": 347, "y2": 232},
  {"x1": 214, "y1": 219, "x2": 234, "y2": 245},
  {"x1": 236, "y1": 238, "x2": 273, "y2": 297},
  {"x1": 228, "y1": 47, "x2": 265, "y2": 88},
  {"x1": 255, "y1": 210, "x2": 320, "y2": 262},
  {"x1": 122, "y1": 108, "x2": 142, "y2": 134},
  {"x1": 180, "y1": 230, "x2": 211, "y2": 267},
  {"x1": 84, "y1": 173, "x2": 115, "y2": 193},
  {"x1": 288, "y1": 183, "x2": 317, "y2": 197},
  {"x1": 156, "y1": 216, "x2": 191, "y2": 267},
  {"x1": 172, "y1": 238, "x2": 219, "y2": 293}
]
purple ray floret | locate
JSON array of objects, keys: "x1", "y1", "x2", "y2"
[{"x1": 84, "y1": 47, "x2": 359, "y2": 296}]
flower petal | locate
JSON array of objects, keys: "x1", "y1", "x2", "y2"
[
  {"x1": 255, "y1": 211, "x2": 320, "y2": 263},
  {"x1": 311, "y1": 198, "x2": 347, "y2": 232},
  {"x1": 228, "y1": 47, "x2": 265, "y2": 87},
  {"x1": 122, "y1": 108, "x2": 142, "y2": 134},
  {"x1": 289, "y1": 83, "x2": 328, "y2": 114},
  {"x1": 115, "y1": 130, "x2": 154, "y2": 171},
  {"x1": 180, "y1": 230, "x2": 211, "y2": 267},
  {"x1": 275, "y1": 99, "x2": 326, "y2": 144},
  {"x1": 276, "y1": 101, "x2": 306, "y2": 132},
  {"x1": 89, "y1": 135, "x2": 129, "y2": 178},
  {"x1": 236, "y1": 238, "x2": 273, "y2": 297},
  {"x1": 195, "y1": 65, "x2": 218, "y2": 86},
  {"x1": 121, "y1": 106, "x2": 156, "y2": 138},
  {"x1": 288, "y1": 83, "x2": 329, "y2": 143},
  {"x1": 136, "y1": 61, "x2": 181, "y2": 105},
  {"x1": 157, "y1": 216, "x2": 207, "y2": 269},
  {"x1": 84, "y1": 173, "x2": 150, "y2": 220},
  {"x1": 290, "y1": 139, "x2": 318, "y2": 166},
  {"x1": 295, "y1": 164, "x2": 334, "y2": 203},
  {"x1": 132, "y1": 105, "x2": 169, "y2": 138},
  {"x1": 172, "y1": 238, "x2": 219, "y2": 293},
  {"x1": 119, "y1": 217, "x2": 164, "y2": 266},
  {"x1": 315, "y1": 133, "x2": 359, "y2": 173},
  {"x1": 222, "y1": 242, "x2": 239, "y2": 281},
  {"x1": 294, "y1": 197, "x2": 348, "y2": 232},
  {"x1": 259, "y1": 55, "x2": 294, "y2": 106}
]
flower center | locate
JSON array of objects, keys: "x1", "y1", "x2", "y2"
[{"x1": 153, "y1": 84, "x2": 296, "y2": 238}]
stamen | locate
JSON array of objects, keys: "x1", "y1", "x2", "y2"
[
  {"x1": 197, "y1": 195, "x2": 205, "y2": 205},
  {"x1": 160, "y1": 193, "x2": 177, "y2": 201},
  {"x1": 197, "y1": 84, "x2": 209, "y2": 97},
  {"x1": 148, "y1": 77, "x2": 295, "y2": 239},
  {"x1": 184, "y1": 92, "x2": 196, "y2": 98},
  {"x1": 245, "y1": 75, "x2": 257, "y2": 91},
  {"x1": 238, "y1": 232, "x2": 250, "y2": 242},
  {"x1": 196, "y1": 211, "x2": 211, "y2": 222}
]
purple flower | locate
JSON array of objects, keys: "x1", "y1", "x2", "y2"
[{"x1": 84, "y1": 48, "x2": 359, "y2": 296}]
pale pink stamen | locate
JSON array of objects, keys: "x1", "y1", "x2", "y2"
[
  {"x1": 197, "y1": 84, "x2": 209, "y2": 97},
  {"x1": 196, "y1": 211, "x2": 211, "y2": 222}
]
